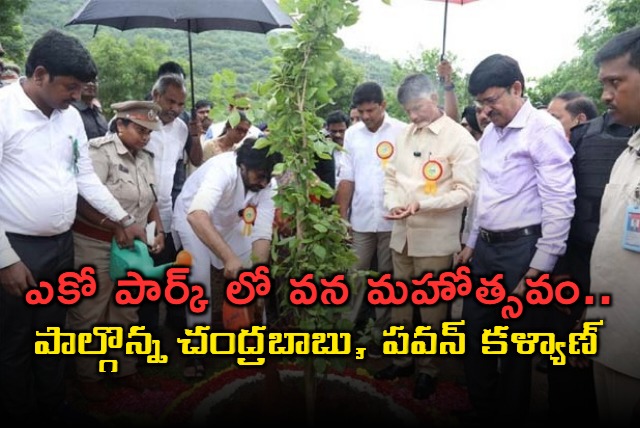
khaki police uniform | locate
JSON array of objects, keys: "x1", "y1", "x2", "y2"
[{"x1": 67, "y1": 101, "x2": 161, "y2": 381}]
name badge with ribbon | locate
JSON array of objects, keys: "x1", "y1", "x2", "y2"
[
  {"x1": 376, "y1": 141, "x2": 394, "y2": 169},
  {"x1": 422, "y1": 159, "x2": 443, "y2": 194},
  {"x1": 622, "y1": 184, "x2": 640, "y2": 253},
  {"x1": 242, "y1": 205, "x2": 257, "y2": 236}
]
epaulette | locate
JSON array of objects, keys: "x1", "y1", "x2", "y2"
[{"x1": 89, "y1": 135, "x2": 116, "y2": 148}]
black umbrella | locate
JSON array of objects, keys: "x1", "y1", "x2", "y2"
[{"x1": 65, "y1": 0, "x2": 294, "y2": 111}]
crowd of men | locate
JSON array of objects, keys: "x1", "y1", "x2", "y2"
[{"x1": 1, "y1": 26, "x2": 639, "y2": 427}]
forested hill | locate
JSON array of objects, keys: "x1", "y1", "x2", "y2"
[{"x1": 21, "y1": 0, "x2": 394, "y2": 101}]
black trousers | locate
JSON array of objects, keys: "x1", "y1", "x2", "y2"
[
  {"x1": 462, "y1": 233, "x2": 548, "y2": 421},
  {"x1": 547, "y1": 239, "x2": 598, "y2": 423},
  {"x1": 0, "y1": 231, "x2": 73, "y2": 423},
  {"x1": 139, "y1": 233, "x2": 185, "y2": 333}
]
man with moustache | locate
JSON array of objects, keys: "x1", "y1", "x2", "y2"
[
  {"x1": 454, "y1": 54, "x2": 575, "y2": 423},
  {"x1": 378, "y1": 73, "x2": 478, "y2": 399},
  {"x1": 585, "y1": 26, "x2": 640, "y2": 427},
  {"x1": 335, "y1": 82, "x2": 407, "y2": 354},
  {"x1": 172, "y1": 137, "x2": 281, "y2": 378},
  {"x1": 72, "y1": 79, "x2": 108, "y2": 140},
  {"x1": 138, "y1": 73, "x2": 190, "y2": 334},
  {"x1": 0, "y1": 29, "x2": 144, "y2": 424},
  {"x1": 324, "y1": 109, "x2": 350, "y2": 187}
]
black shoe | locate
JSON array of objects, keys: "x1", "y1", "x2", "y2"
[
  {"x1": 374, "y1": 363, "x2": 413, "y2": 380},
  {"x1": 413, "y1": 373, "x2": 437, "y2": 400}
]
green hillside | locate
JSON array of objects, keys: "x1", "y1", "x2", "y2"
[{"x1": 20, "y1": 0, "x2": 394, "y2": 104}]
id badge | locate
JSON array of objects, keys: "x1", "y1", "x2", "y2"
[{"x1": 622, "y1": 204, "x2": 640, "y2": 253}]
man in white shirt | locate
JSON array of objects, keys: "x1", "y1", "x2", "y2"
[
  {"x1": 335, "y1": 82, "x2": 408, "y2": 354},
  {"x1": 139, "y1": 73, "x2": 190, "y2": 333},
  {"x1": 172, "y1": 138, "x2": 280, "y2": 378},
  {"x1": 0, "y1": 29, "x2": 144, "y2": 424},
  {"x1": 324, "y1": 109, "x2": 350, "y2": 188}
]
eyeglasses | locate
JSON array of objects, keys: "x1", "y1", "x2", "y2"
[{"x1": 474, "y1": 88, "x2": 509, "y2": 109}]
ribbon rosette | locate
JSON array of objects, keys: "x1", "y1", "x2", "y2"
[
  {"x1": 422, "y1": 160, "x2": 443, "y2": 194},
  {"x1": 241, "y1": 205, "x2": 257, "y2": 236},
  {"x1": 376, "y1": 141, "x2": 394, "y2": 169}
]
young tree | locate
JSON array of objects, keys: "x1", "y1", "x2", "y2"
[{"x1": 255, "y1": 0, "x2": 390, "y2": 424}]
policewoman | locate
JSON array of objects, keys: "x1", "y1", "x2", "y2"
[{"x1": 67, "y1": 101, "x2": 164, "y2": 400}]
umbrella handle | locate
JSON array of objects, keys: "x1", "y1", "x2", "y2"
[
  {"x1": 187, "y1": 21, "x2": 195, "y2": 114},
  {"x1": 440, "y1": 0, "x2": 449, "y2": 84}
]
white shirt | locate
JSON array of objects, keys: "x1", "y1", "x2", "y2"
[
  {"x1": 204, "y1": 121, "x2": 262, "y2": 141},
  {"x1": 338, "y1": 113, "x2": 408, "y2": 232},
  {"x1": 588, "y1": 130, "x2": 640, "y2": 378},
  {"x1": 172, "y1": 152, "x2": 276, "y2": 269},
  {"x1": 146, "y1": 118, "x2": 188, "y2": 232},
  {"x1": 334, "y1": 149, "x2": 345, "y2": 187},
  {"x1": 0, "y1": 80, "x2": 128, "y2": 268}
]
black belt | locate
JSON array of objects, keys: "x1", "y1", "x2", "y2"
[{"x1": 479, "y1": 225, "x2": 541, "y2": 244}]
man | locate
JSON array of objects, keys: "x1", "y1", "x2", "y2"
[
  {"x1": 172, "y1": 137, "x2": 281, "y2": 378},
  {"x1": 461, "y1": 105, "x2": 483, "y2": 141},
  {"x1": 71, "y1": 79, "x2": 108, "y2": 140},
  {"x1": 194, "y1": 99, "x2": 213, "y2": 133},
  {"x1": 186, "y1": 99, "x2": 213, "y2": 176},
  {"x1": 586, "y1": 26, "x2": 640, "y2": 427},
  {"x1": 138, "y1": 73, "x2": 192, "y2": 333},
  {"x1": 349, "y1": 104, "x2": 361, "y2": 125},
  {"x1": 324, "y1": 109, "x2": 350, "y2": 186},
  {"x1": 547, "y1": 91, "x2": 599, "y2": 139},
  {"x1": 454, "y1": 54, "x2": 575, "y2": 422},
  {"x1": 335, "y1": 82, "x2": 407, "y2": 352},
  {"x1": 146, "y1": 61, "x2": 203, "y2": 206},
  {"x1": 203, "y1": 92, "x2": 261, "y2": 141},
  {"x1": 547, "y1": 100, "x2": 631, "y2": 423},
  {"x1": 0, "y1": 29, "x2": 144, "y2": 424},
  {"x1": 377, "y1": 73, "x2": 479, "y2": 400}
]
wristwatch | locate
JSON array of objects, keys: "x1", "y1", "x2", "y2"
[
  {"x1": 120, "y1": 214, "x2": 136, "y2": 228},
  {"x1": 443, "y1": 82, "x2": 455, "y2": 91}
]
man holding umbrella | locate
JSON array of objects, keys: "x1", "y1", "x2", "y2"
[{"x1": 138, "y1": 73, "x2": 195, "y2": 334}]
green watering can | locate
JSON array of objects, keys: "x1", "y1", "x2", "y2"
[{"x1": 109, "y1": 239, "x2": 175, "y2": 281}]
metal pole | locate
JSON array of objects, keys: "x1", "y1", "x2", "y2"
[
  {"x1": 187, "y1": 20, "x2": 196, "y2": 114},
  {"x1": 441, "y1": 0, "x2": 449, "y2": 61}
]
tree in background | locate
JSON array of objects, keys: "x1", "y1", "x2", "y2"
[
  {"x1": 385, "y1": 48, "x2": 468, "y2": 120},
  {"x1": 317, "y1": 55, "x2": 365, "y2": 118},
  {"x1": 529, "y1": 0, "x2": 640, "y2": 109},
  {"x1": 86, "y1": 34, "x2": 169, "y2": 117},
  {"x1": 0, "y1": 0, "x2": 31, "y2": 64}
]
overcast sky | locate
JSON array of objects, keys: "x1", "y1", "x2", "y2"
[{"x1": 338, "y1": 0, "x2": 595, "y2": 79}]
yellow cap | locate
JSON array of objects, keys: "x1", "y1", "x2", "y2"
[{"x1": 111, "y1": 100, "x2": 162, "y2": 131}]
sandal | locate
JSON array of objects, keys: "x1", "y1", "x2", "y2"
[{"x1": 183, "y1": 357, "x2": 205, "y2": 379}]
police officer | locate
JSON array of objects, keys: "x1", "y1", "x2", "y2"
[{"x1": 67, "y1": 101, "x2": 165, "y2": 401}]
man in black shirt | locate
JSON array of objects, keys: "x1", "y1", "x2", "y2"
[{"x1": 71, "y1": 79, "x2": 108, "y2": 140}]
